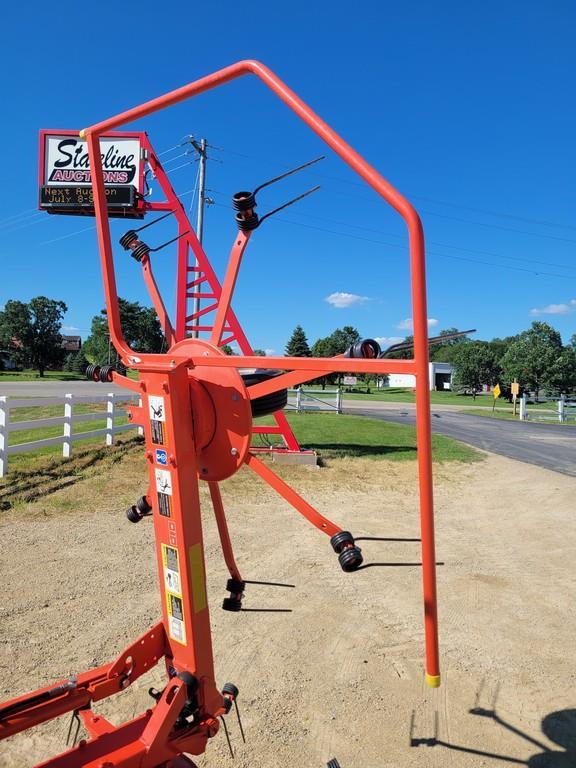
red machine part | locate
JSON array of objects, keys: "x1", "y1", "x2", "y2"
[{"x1": 0, "y1": 61, "x2": 440, "y2": 767}]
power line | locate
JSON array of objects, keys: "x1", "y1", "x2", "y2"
[
  {"x1": 209, "y1": 191, "x2": 576, "y2": 274},
  {"x1": 210, "y1": 200, "x2": 576, "y2": 280},
  {"x1": 215, "y1": 144, "x2": 576, "y2": 239}
]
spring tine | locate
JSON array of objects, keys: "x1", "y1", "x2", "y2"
[
  {"x1": 150, "y1": 231, "x2": 190, "y2": 253},
  {"x1": 253, "y1": 156, "x2": 325, "y2": 195},
  {"x1": 219, "y1": 715, "x2": 234, "y2": 759},
  {"x1": 132, "y1": 210, "x2": 174, "y2": 234},
  {"x1": 234, "y1": 700, "x2": 246, "y2": 744},
  {"x1": 259, "y1": 186, "x2": 321, "y2": 226},
  {"x1": 66, "y1": 710, "x2": 81, "y2": 747}
]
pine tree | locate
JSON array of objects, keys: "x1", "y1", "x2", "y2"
[{"x1": 285, "y1": 325, "x2": 311, "y2": 357}]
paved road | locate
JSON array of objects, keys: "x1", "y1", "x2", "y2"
[
  {"x1": 351, "y1": 405, "x2": 576, "y2": 477},
  {"x1": 0, "y1": 381, "x2": 130, "y2": 397}
]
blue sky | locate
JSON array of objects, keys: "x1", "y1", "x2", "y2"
[{"x1": 1, "y1": 1, "x2": 575, "y2": 354}]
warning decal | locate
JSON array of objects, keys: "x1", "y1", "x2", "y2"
[
  {"x1": 161, "y1": 543, "x2": 182, "y2": 597},
  {"x1": 166, "y1": 591, "x2": 187, "y2": 645},
  {"x1": 151, "y1": 420, "x2": 164, "y2": 445},
  {"x1": 158, "y1": 492, "x2": 172, "y2": 517},
  {"x1": 148, "y1": 395, "x2": 166, "y2": 422},
  {"x1": 155, "y1": 469, "x2": 172, "y2": 495}
]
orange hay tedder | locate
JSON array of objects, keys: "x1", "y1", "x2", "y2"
[{"x1": 1, "y1": 61, "x2": 440, "y2": 767}]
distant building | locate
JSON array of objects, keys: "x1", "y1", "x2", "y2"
[
  {"x1": 386, "y1": 362, "x2": 454, "y2": 391},
  {"x1": 61, "y1": 335, "x2": 82, "y2": 352}
]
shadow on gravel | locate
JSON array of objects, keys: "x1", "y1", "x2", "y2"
[{"x1": 410, "y1": 680, "x2": 576, "y2": 766}]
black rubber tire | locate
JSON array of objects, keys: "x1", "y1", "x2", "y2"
[
  {"x1": 126, "y1": 505, "x2": 141, "y2": 523},
  {"x1": 85, "y1": 364, "x2": 95, "y2": 381},
  {"x1": 232, "y1": 191, "x2": 256, "y2": 212},
  {"x1": 226, "y1": 578, "x2": 245, "y2": 594},
  {"x1": 119, "y1": 230, "x2": 138, "y2": 250},
  {"x1": 338, "y1": 546, "x2": 363, "y2": 572},
  {"x1": 99, "y1": 365, "x2": 113, "y2": 383},
  {"x1": 330, "y1": 530, "x2": 354, "y2": 553},
  {"x1": 222, "y1": 682, "x2": 239, "y2": 698},
  {"x1": 222, "y1": 597, "x2": 243, "y2": 612},
  {"x1": 136, "y1": 496, "x2": 152, "y2": 515},
  {"x1": 91, "y1": 365, "x2": 101, "y2": 382},
  {"x1": 241, "y1": 369, "x2": 288, "y2": 418}
]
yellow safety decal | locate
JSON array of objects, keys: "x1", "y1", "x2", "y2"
[
  {"x1": 161, "y1": 543, "x2": 182, "y2": 597},
  {"x1": 165, "y1": 589, "x2": 187, "y2": 646},
  {"x1": 188, "y1": 543, "x2": 207, "y2": 614}
]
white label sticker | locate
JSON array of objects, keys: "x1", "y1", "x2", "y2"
[
  {"x1": 149, "y1": 395, "x2": 166, "y2": 422},
  {"x1": 155, "y1": 469, "x2": 172, "y2": 496}
]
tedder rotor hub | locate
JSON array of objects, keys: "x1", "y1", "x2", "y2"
[{"x1": 170, "y1": 339, "x2": 253, "y2": 482}]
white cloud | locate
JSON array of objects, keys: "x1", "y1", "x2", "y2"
[
  {"x1": 264, "y1": 348, "x2": 275, "y2": 356},
  {"x1": 325, "y1": 292, "x2": 370, "y2": 309},
  {"x1": 374, "y1": 336, "x2": 404, "y2": 350},
  {"x1": 62, "y1": 325, "x2": 80, "y2": 332},
  {"x1": 396, "y1": 318, "x2": 439, "y2": 331},
  {"x1": 529, "y1": 299, "x2": 576, "y2": 316}
]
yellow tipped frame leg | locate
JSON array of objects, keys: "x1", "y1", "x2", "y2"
[{"x1": 425, "y1": 673, "x2": 441, "y2": 688}]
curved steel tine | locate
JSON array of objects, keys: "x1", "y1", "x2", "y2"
[{"x1": 253, "y1": 155, "x2": 325, "y2": 195}]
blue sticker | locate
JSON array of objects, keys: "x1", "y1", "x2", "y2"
[{"x1": 155, "y1": 449, "x2": 168, "y2": 466}]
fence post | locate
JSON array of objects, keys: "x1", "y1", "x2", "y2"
[
  {"x1": 336, "y1": 387, "x2": 342, "y2": 414},
  {"x1": 63, "y1": 394, "x2": 73, "y2": 458},
  {"x1": 558, "y1": 396, "x2": 565, "y2": 424},
  {"x1": 296, "y1": 387, "x2": 302, "y2": 413},
  {"x1": 137, "y1": 396, "x2": 145, "y2": 436},
  {"x1": 106, "y1": 392, "x2": 115, "y2": 446},
  {"x1": 0, "y1": 397, "x2": 9, "y2": 478},
  {"x1": 519, "y1": 394, "x2": 527, "y2": 421}
]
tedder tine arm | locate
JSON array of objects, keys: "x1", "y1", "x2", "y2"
[
  {"x1": 210, "y1": 230, "x2": 252, "y2": 346},
  {"x1": 140, "y1": 253, "x2": 177, "y2": 346},
  {"x1": 208, "y1": 481, "x2": 243, "y2": 583},
  {"x1": 245, "y1": 453, "x2": 340, "y2": 537}
]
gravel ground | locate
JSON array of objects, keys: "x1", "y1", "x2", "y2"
[{"x1": 0, "y1": 448, "x2": 575, "y2": 767}]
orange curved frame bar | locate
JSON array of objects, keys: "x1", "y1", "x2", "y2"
[{"x1": 81, "y1": 59, "x2": 440, "y2": 685}]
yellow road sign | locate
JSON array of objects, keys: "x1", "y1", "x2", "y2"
[
  {"x1": 493, "y1": 384, "x2": 501, "y2": 399},
  {"x1": 511, "y1": 381, "x2": 520, "y2": 396}
]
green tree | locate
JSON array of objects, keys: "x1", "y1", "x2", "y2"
[
  {"x1": 500, "y1": 321, "x2": 563, "y2": 400},
  {"x1": 252, "y1": 348, "x2": 266, "y2": 356},
  {"x1": 285, "y1": 325, "x2": 311, "y2": 357},
  {"x1": 452, "y1": 341, "x2": 501, "y2": 399},
  {"x1": 83, "y1": 299, "x2": 165, "y2": 364},
  {"x1": 0, "y1": 296, "x2": 67, "y2": 376},
  {"x1": 546, "y1": 346, "x2": 576, "y2": 395},
  {"x1": 430, "y1": 328, "x2": 472, "y2": 362},
  {"x1": 221, "y1": 344, "x2": 236, "y2": 355}
]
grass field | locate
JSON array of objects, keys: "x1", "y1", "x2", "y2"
[
  {"x1": 0, "y1": 370, "x2": 86, "y2": 381},
  {"x1": 2, "y1": 407, "x2": 480, "y2": 483},
  {"x1": 256, "y1": 412, "x2": 480, "y2": 463},
  {"x1": 2, "y1": 401, "x2": 132, "y2": 472}
]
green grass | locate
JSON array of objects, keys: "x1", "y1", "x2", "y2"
[
  {"x1": 340, "y1": 387, "x2": 476, "y2": 406},
  {"x1": 255, "y1": 412, "x2": 481, "y2": 463},
  {"x1": 0, "y1": 369, "x2": 86, "y2": 381},
  {"x1": 461, "y1": 409, "x2": 569, "y2": 425},
  {"x1": 4, "y1": 401, "x2": 131, "y2": 469}
]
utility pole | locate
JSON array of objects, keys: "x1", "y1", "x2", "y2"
[{"x1": 188, "y1": 137, "x2": 207, "y2": 338}]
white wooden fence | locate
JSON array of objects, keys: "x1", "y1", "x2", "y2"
[
  {"x1": 0, "y1": 393, "x2": 142, "y2": 477},
  {"x1": 518, "y1": 394, "x2": 576, "y2": 423},
  {"x1": 286, "y1": 388, "x2": 342, "y2": 413}
]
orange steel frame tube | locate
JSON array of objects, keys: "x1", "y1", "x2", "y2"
[
  {"x1": 0, "y1": 59, "x2": 439, "y2": 768},
  {"x1": 81, "y1": 59, "x2": 439, "y2": 686}
]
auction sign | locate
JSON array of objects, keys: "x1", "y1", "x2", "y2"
[{"x1": 38, "y1": 129, "x2": 146, "y2": 216}]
